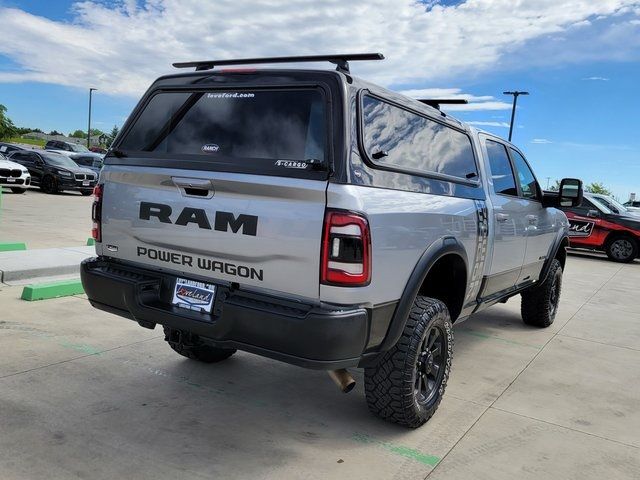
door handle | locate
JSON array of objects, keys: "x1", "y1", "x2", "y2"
[
  {"x1": 526, "y1": 215, "x2": 538, "y2": 225},
  {"x1": 496, "y1": 213, "x2": 509, "y2": 223},
  {"x1": 172, "y1": 177, "x2": 214, "y2": 198}
]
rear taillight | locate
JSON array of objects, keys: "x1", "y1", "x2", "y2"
[
  {"x1": 321, "y1": 210, "x2": 371, "y2": 286},
  {"x1": 91, "y1": 184, "x2": 103, "y2": 242}
]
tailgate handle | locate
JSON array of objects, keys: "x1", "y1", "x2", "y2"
[{"x1": 172, "y1": 177, "x2": 214, "y2": 198}]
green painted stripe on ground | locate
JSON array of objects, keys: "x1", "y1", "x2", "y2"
[
  {"x1": 352, "y1": 433, "x2": 440, "y2": 466},
  {"x1": 86, "y1": 237, "x2": 95, "y2": 246},
  {"x1": 0, "y1": 242, "x2": 27, "y2": 252},
  {"x1": 21, "y1": 279, "x2": 84, "y2": 301}
]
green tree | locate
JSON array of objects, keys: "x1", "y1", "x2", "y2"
[
  {"x1": 549, "y1": 180, "x2": 561, "y2": 192},
  {"x1": 69, "y1": 129, "x2": 87, "y2": 139},
  {"x1": 49, "y1": 130, "x2": 63, "y2": 136},
  {"x1": 106, "y1": 124, "x2": 120, "y2": 147},
  {"x1": 0, "y1": 104, "x2": 18, "y2": 140},
  {"x1": 585, "y1": 182, "x2": 612, "y2": 196}
]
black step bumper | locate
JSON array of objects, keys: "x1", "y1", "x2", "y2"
[{"x1": 81, "y1": 258, "x2": 371, "y2": 369}]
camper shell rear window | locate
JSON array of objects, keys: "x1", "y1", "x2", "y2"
[{"x1": 115, "y1": 87, "x2": 329, "y2": 178}]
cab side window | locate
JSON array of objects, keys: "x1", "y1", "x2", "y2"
[
  {"x1": 361, "y1": 95, "x2": 478, "y2": 181},
  {"x1": 486, "y1": 140, "x2": 517, "y2": 196},
  {"x1": 510, "y1": 149, "x2": 539, "y2": 200}
]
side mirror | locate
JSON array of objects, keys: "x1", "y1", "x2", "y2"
[
  {"x1": 587, "y1": 209, "x2": 599, "y2": 218},
  {"x1": 559, "y1": 178, "x2": 583, "y2": 207}
]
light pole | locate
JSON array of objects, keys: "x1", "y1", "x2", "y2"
[
  {"x1": 87, "y1": 88, "x2": 97, "y2": 148},
  {"x1": 503, "y1": 90, "x2": 529, "y2": 142}
]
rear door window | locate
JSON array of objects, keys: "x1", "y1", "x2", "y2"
[
  {"x1": 118, "y1": 89, "x2": 326, "y2": 165},
  {"x1": 361, "y1": 95, "x2": 478, "y2": 181},
  {"x1": 486, "y1": 140, "x2": 517, "y2": 196}
]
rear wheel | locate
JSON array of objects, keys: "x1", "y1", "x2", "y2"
[
  {"x1": 10, "y1": 187, "x2": 26, "y2": 194},
  {"x1": 364, "y1": 297, "x2": 453, "y2": 428},
  {"x1": 41, "y1": 175, "x2": 58, "y2": 194},
  {"x1": 521, "y1": 258, "x2": 562, "y2": 328},
  {"x1": 163, "y1": 327, "x2": 236, "y2": 363},
  {"x1": 605, "y1": 235, "x2": 637, "y2": 263}
]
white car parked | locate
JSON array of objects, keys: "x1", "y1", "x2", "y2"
[{"x1": 0, "y1": 153, "x2": 31, "y2": 193}]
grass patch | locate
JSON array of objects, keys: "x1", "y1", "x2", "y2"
[{"x1": 5, "y1": 136, "x2": 45, "y2": 147}]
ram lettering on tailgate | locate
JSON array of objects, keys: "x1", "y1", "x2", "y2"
[{"x1": 139, "y1": 202, "x2": 258, "y2": 236}]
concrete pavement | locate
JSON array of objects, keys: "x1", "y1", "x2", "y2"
[
  {"x1": 0, "y1": 187, "x2": 93, "y2": 249},
  {"x1": 0, "y1": 253, "x2": 638, "y2": 479}
]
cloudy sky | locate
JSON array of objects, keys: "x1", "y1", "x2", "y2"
[{"x1": 0, "y1": 0, "x2": 639, "y2": 198}]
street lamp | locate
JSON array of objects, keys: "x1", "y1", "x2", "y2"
[
  {"x1": 87, "y1": 88, "x2": 97, "y2": 148},
  {"x1": 503, "y1": 91, "x2": 529, "y2": 142}
]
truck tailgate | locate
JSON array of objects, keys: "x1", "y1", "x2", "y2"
[{"x1": 99, "y1": 166, "x2": 327, "y2": 301}]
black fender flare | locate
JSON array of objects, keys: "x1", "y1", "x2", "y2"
[
  {"x1": 376, "y1": 236, "x2": 468, "y2": 353},
  {"x1": 539, "y1": 233, "x2": 569, "y2": 284}
]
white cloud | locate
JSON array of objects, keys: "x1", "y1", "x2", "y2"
[
  {"x1": 583, "y1": 76, "x2": 610, "y2": 81},
  {"x1": 0, "y1": 1, "x2": 638, "y2": 96},
  {"x1": 468, "y1": 121, "x2": 510, "y2": 128},
  {"x1": 531, "y1": 138, "x2": 553, "y2": 144}
]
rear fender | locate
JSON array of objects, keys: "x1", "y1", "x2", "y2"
[{"x1": 371, "y1": 237, "x2": 468, "y2": 355}]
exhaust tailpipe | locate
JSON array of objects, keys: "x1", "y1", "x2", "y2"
[{"x1": 328, "y1": 369, "x2": 356, "y2": 393}]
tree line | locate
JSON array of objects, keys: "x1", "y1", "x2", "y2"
[{"x1": 0, "y1": 103, "x2": 120, "y2": 147}]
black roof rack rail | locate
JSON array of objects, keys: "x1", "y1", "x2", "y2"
[
  {"x1": 172, "y1": 53, "x2": 384, "y2": 73},
  {"x1": 418, "y1": 99, "x2": 469, "y2": 110}
]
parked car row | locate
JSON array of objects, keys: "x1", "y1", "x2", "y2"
[{"x1": 0, "y1": 141, "x2": 100, "y2": 195}]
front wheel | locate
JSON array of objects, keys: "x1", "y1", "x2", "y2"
[
  {"x1": 40, "y1": 175, "x2": 58, "y2": 194},
  {"x1": 10, "y1": 187, "x2": 27, "y2": 194},
  {"x1": 364, "y1": 297, "x2": 453, "y2": 428},
  {"x1": 81, "y1": 190, "x2": 93, "y2": 196},
  {"x1": 163, "y1": 327, "x2": 236, "y2": 363},
  {"x1": 521, "y1": 258, "x2": 562, "y2": 328},
  {"x1": 605, "y1": 236, "x2": 638, "y2": 263}
]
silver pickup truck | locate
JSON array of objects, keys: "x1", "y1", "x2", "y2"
[{"x1": 80, "y1": 53, "x2": 583, "y2": 428}]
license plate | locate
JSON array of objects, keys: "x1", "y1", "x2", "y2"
[
  {"x1": 82, "y1": 180, "x2": 90, "y2": 186},
  {"x1": 7, "y1": 177, "x2": 15, "y2": 182},
  {"x1": 172, "y1": 277, "x2": 216, "y2": 313}
]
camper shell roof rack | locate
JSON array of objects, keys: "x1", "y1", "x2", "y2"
[
  {"x1": 418, "y1": 99, "x2": 469, "y2": 110},
  {"x1": 172, "y1": 53, "x2": 384, "y2": 73}
]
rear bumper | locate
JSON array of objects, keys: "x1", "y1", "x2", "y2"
[{"x1": 81, "y1": 257, "x2": 373, "y2": 369}]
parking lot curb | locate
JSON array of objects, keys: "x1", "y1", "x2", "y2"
[
  {"x1": 0, "y1": 242, "x2": 27, "y2": 252},
  {"x1": 21, "y1": 279, "x2": 84, "y2": 301},
  {"x1": 0, "y1": 245, "x2": 94, "y2": 283}
]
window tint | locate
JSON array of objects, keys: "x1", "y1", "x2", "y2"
[
  {"x1": 119, "y1": 89, "x2": 325, "y2": 163},
  {"x1": 510, "y1": 149, "x2": 538, "y2": 200},
  {"x1": 361, "y1": 96, "x2": 477, "y2": 180},
  {"x1": 486, "y1": 140, "x2": 517, "y2": 196}
]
